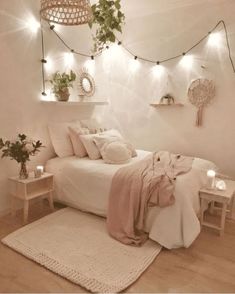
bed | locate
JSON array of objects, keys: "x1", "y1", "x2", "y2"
[{"x1": 46, "y1": 150, "x2": 216, "y2": 249}]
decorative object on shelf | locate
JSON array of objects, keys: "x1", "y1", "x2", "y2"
[
  {"x1": 188, "y1": 78, "x2": 215, "y2": 127},
  {"x1": 35, "y1": 165, "x2": 44, "y2": 178},
  {"x1": 207, "y1": 169, "x2": 216, "y2": 189},
  {"x1": 88, "y1": 0, "x2": 125, "y2": 52},
  {"x1": 0, "y1": 134, "x2": 43, "y2": 180},
  {"x1": 40, "y1": 0, "x2": 92, "y2": 26},
  {"x1": 78, "y1": 68, "x2": 95, "y2": 99},
  {"x1": 159, "y1": 94, "x2": 175, "y2": 105},
  {"x1": 49, "y1": 70, "x2": 76, "y2": 102}
]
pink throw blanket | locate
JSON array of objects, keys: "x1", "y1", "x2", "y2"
[{"x1": 107, "y1": 151, "x2": 193, "y2": 246}]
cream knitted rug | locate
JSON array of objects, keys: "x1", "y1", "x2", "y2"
[{"x1": 2, "y1": 208, "x2": 161, "y2": 293}]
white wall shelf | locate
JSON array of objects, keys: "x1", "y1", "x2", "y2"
[
  {"x1": 150, "y1": 103, "x2": 184, "y2": 108},
  {"x1": 41, "y1": 100, "x2": 109, "y2": 106}
]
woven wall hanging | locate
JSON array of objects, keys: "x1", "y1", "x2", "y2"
[
  {"x1": 40, "y1": 0, "x2": 92, "y2": 26},
  {"x1": 188, "y1": 79, "x2": 215, "y2": 126}
]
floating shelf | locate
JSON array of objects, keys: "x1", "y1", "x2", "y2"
[
  {"x1": 150, "y1": 103, "x2": 184, "y2": 108},
  {"x1": 41, "y1": 100, "x2": 109, "y2": 106}
]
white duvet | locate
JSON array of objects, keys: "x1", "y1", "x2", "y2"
[{"x1": 46, "y1": 150, "x2": 216, "y2": 249}]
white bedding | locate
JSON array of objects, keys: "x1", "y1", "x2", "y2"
[{"x1": 46, "y1": 150, "x2": 216, "y2": 249}]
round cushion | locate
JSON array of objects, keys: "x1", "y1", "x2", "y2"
[{"x1": 101, "y1": 141, "x2": 132, "y2": 164}]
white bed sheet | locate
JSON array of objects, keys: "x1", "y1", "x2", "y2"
[{"x1": 46, "y1": 150, "x2": 216, "y2": 249}]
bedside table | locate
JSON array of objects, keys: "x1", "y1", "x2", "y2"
[
  {"x1": 9, "y1": 173, "x2": 54, "y2": 224},
  {"x1": 199, "y1": 179, "x2": 235, "y2": 236}
]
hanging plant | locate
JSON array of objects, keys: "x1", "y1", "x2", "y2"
[{"x1": 89, "y1": 0, "x2": 125, "y2": 52}]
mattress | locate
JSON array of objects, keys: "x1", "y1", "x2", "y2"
[{"x1": 46, "y1": 150, "x2": 216, "y2": 249}]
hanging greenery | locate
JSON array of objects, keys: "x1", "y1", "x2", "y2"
[{"x1": 89, "y1": 0, "x2": 125, "y2": 52}]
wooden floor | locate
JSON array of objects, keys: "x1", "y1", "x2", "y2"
[{"x1": 0, "y1": 201, "x2": 235, "y2": 293}]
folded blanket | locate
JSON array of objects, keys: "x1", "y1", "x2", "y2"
[{"x1": 107, "y1": 151, "x2": 194, "y2": 246}]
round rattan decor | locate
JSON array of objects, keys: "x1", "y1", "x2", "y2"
[{"x1": 40, "y1": 0, "x2": 92, "y2": 26}]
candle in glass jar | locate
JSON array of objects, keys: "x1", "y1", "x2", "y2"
[
  {"x1": 207, "y1": 169, "x2": 216, "y2": 189},
  {"x1": 35, "y1": 165, "x2": 44, "y2": 178}
]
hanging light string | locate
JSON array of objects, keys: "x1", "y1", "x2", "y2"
[
  {"x1": 44, "y1": 19, "x2": 235, "y2": 72},
  {"x1": 40, "y1": 20, "x2": 235, "y2": 94},
  {"x1": 48, "y1": 23, "x2": 102, "y2": 59},
  {"x1": 40, "y1": 17, "x2": 47, "y2": 96},
  {"x1": 117, "y1": 20, "x2": 235, "y2": 71}
]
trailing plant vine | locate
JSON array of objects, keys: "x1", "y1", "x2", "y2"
[{"x1": 89, "y1": 0, "x2": 125, "y2": 52}]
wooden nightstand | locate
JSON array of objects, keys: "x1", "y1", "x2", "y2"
[
  {"x1": 9, "y1": 173, "x2": 54, "y2": 224},
  {"x1": 199, "y1": 179, "x2": 235, "y2": 236}
]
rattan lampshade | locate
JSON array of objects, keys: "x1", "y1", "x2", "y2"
[{"x1": 40, "y1": 0, "x2": 93, "y2": 26}]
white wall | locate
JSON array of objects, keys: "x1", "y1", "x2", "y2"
[{"x1": 0, "y1": 0, "x2": 235, "y2": 214}]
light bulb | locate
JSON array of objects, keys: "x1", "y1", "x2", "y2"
[
  {"x1": 180, "y1": 54, "x2": 194, "y2": 69},
  {"x1": 27, "y1": 17, "x2": 40, "y2": 33},
  {"x1": 152, "y1": 64, "x2": 164, "y2": 77},
  {"x1": 208, "y1": 32, "x2": 222, "y2": 47},
  {"x1": 64, "y1": 52, "x2": 74, "y2": 66}
]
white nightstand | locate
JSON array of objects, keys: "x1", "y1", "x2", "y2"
[
  {"x1": 9, "y1": 173, "x2": 54, "y2": 224},
  {"x1": 199, "y1": 179, "x2": 235, "y2": 236}
]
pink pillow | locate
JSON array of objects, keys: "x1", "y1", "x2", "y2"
[{"x1": 68, "y1": 126, "x2": 89, "y2": 158}]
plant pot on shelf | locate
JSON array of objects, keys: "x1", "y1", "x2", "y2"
[{"x1": 55, "y1": 87, "x2": 70, "y2": 102}]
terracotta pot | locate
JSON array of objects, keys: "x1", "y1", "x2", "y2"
[{"x1": 56, "y1": 88, "x2": 70, "y2": 102}]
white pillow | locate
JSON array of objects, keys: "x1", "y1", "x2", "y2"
[
  {"x1": 48, "y1": 121, "x2": 81, "y2": 158},
  {"x1": 79, "y1": 133, "x2": 102, "y2": 160},
  {"x1": 97, "y1": 140, "x2": 132, "y2": 164},
  {"x1": 68, "y1": 126, "x2": 89, "y2": 158}
]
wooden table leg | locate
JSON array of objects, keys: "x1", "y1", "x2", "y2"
[
  {"x1": 48, "y1": 191, "x2": 54, "y2": 211},
  {"x1": 220, "y1": 203, "x2": 227, "y2": 236},
  {"x1": 23, "y1": 200, "x2": 29, "y2": 224}
]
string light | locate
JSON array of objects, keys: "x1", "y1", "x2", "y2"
[
  {"x1": 180, "y1": 54, "x2": 194, "y2": 69},
  {"x1": 152, "y1": 64, "x2": 165, "y2": 77},
  {"x1": 27, "y1": 17, "x2": 40, "y2": 33},
  {"x1": 44, "y1": 57, "x2": 53, "y2": 71},
  {"x1": 64, "y1": 52, "x2": 74, "y2": 66},
  {"x1": 40, "y1": 19, "x2": 235, "y2": 95},
  {"x1": 208, "y1": 32, "x2": 222, "y2": 47}
]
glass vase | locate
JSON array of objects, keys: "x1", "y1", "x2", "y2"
[{"x1": 19, "y1": 162, "x2": 28, "y2": 179}]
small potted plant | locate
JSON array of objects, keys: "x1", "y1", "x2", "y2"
[
  {"x1": 160, "y1": 94, "x2": 175, "y2": 105},
  {"x1": 0, "y1": 134, "x2": 43, "y2": 179},
  {"x1": 49, "y1": 70, "x2": 76, "y2": 102}
]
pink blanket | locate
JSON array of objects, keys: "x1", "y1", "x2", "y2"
[{"x1": 107, "y1": 151, "x2": 193, "y2": 246}]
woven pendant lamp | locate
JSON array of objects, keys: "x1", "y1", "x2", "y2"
[{"x1": 40, "y1": 0, "x2": 93, "y2": 26}]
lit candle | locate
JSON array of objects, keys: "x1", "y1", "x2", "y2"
[
  {"x1": 35, "y1": 166, "x2": 44, "y2": 178},
  {"x1": 207, "y1": 169, "x2": 216, "y2": 189}
]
